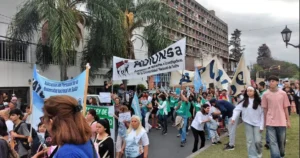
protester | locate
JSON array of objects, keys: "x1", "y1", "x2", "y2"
[
  {"x1": 22, "y1": 105, "x2": 31, "y2": 123},
  {"x1": 0, "y1": 109, "x2": 14, "y2": 143},
  {"x1": 94, "y1": 119, "x2": 114, "y2": 158},
  {"x1": 140, "y1": 94, "x2": 152, "y2": 132},
  {"x1": 232, "y1": 86, "x2": 264, "y2": 158},
  {"x1": 116, "y1": 106, "x2": 131, "y2": 158},
  {"x1": 258, "y1": 81, "x2": 267, "y2": 98},
  {"x1": 168, "y1": 93, "x2": 179, "y2": 125},
  {"x1": 37, "y1": 122, "x2": 46, "y2": 143},
  {"x1": 294, "y1": 82, "x2": 300, "y2": 114},
  {"x1": 122, "y1": 115, "x2": 149, "y2": 158},
  {"x1": 262, "y1": 75, "x2": 290, "y2": 158},
  {"x1": 0, "y1": 116, "x2": 18, "y2": 158},
  {"x1": 9, "y1": 109, "x2": 30, "y2": 158},
  {"x1": 191, "y1": 104, "x2": 211, "y2": 153},
  {"x1": 88, "y1": 97, "x2": 98, "y2": 106},
  {"x1": 86, "y1": 109, "x2": 100, "y2": 142},
  {"x1": 157, "y1": 94, "x2": 168, "y2": 135},
  {"x1": 175, "y1": 90, "x2": 191, "y2": 147},
  {"x1": 209, "y1": 99, "x2": 236, "y2": 150},
  {"x1": 219, "y1": 89, "x2": 228, "y2": 101},
  {"x1": 282, "y1": 81, "x2": 296, "y2": 114},
  {"x1": 32, "y1": 95, "x2": 95, "y2": 158},
  {"x1": 151, "y1": 93, "x2": 159, "y2": 129}
]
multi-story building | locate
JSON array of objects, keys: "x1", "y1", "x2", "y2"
[
  {"x1": 161, "y1": 0, "x2": 237, "y2": 70},
  {"x1": 147, "y1": 0, "x2": 237, "y2": 89}
]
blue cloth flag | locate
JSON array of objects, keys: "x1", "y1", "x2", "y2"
[
  {"x1": 179, "y1": 73, "x2": 192, "y2": 85},
  {"x1": 32, "y1": 65, "x2": 86, "y2": 129},
  {"x1": 131, "y1": 92, "x2": 142, "y2": 119},
  {"x1": 194, "y1": 67, "x2": 203, "y2": 93}
]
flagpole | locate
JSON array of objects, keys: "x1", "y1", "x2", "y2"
[
  {"x1": 82, "y1": 63, "x2": 91, "y2": 116},
  {"x1": 29, "y1": 79, "x2": 33, "y2": 137}
]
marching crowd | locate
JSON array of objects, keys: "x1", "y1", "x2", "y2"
[{"x1": 0, "y1": 75, "x2": 299, "y2": 158}]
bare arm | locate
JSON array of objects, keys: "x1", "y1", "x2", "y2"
[
  {"x1": 143, "y1": 145, "x2": 149, "y2": 158},
  {"x1": 263, "y1": 108, "x2": 268, "y2": 127},
  {"x1": 284, "y1": 107, "x2": 291, "y2": 128}
]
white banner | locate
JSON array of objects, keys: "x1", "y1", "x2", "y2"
[
  {"x1": 113, "y1": 38, "x2": 186, "y2": 80},
  {"x1": 230, "y1": 54, "x2": 251, "y2": 96}
]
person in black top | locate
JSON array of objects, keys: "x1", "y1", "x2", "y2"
[
  {"x1": 104, "y1": 81, "x2": 112, "y2": 92},
  {"x1": 95, "y1": 119, "x2": 114, "y2": 158},
  {"x1": 282, "y1": 82, "x2": 295, "y2": 115}
]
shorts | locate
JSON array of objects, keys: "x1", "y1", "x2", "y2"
[{"x1": 116, "y1": 135, "x2": 123, "y2": 152}]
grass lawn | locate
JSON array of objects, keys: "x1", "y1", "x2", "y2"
[{"x1": 195, "y1": 114, "x2": 299, "y2": 158}]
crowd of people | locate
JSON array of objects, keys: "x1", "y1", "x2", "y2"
[{"x1": 0, "y1": 75, "x2": 298, "y2": 158}]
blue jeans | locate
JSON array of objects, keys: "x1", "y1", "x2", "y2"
[
  {"x1": 267, "y1": 126, "x2": 286, "y2": 158},
  {"x1": 204, "y1": 123, "x2": 211, "y2": 140},
  {"x1": 266, "y1": 128, "x2": 270, "y2": 144},
  {"x1": 244, "y1": 123, "x2": 262, "y2": 158},
  {"x1": 179, "y1": 117, "x2": 188, "y2": 142}
]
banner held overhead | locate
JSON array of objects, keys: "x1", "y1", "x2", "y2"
[{"x1": 113, "y1": 38, "x2": 186, "y2": 80}]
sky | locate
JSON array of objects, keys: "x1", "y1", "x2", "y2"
[{"x1": 197, "y1": 0, "x2": 299, "y2": 66}]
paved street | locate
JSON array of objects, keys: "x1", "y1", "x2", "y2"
[{"x1": 147, "y1": 121, "x2": 210, "y2": 158}]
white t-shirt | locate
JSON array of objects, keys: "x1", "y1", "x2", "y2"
[
  {"x1": 6, "y1": 120, "x2": 14, "y2": 141},
  {"x1": 191, "y1": 112, "x2": 211, "y2": 131}
]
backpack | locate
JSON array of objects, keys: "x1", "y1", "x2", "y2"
[
  {"x1": 14, "y1": 122, "x2": 40, "y2": 155},
  {"x1": 0, "y1": 137, "x2": 19, "y2": 158}
]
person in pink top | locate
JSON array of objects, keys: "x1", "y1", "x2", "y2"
[
  {"x1": 262, "y1": 75, "x2": 291, "y2": 158},
  {"x1": 86, "y1": 109, "x2": 99, "y2": 142}
]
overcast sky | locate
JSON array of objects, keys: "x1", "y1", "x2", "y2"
[{"x1": 197, "y1": 0, "x2": 299, "y2": 66}]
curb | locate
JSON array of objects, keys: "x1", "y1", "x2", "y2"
[{"x1": 186, "y1": 132, "x2": 228, "y2": 158}]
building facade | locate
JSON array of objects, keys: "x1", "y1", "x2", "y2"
[{"x1": 161, "y1": 0, "x2": 235, "y2": 70}]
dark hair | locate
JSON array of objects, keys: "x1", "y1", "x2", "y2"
[
  {"x1": 88, "y1": 109, "x2": 99, "y2": 121},
  {"x1": 212, "y1": 114, "x2": 219, "y2": 120},
  {"x1": 239, "y1": 89, "x2": 261, "y2": 109},
  {"x1": 0, "y1": 117, "x2": 8, "y2": 136},
  {"x1": 37, "y1": 122, "x2": 44, "y2": 132},
  {"x1": 259, "y1": 81, "x2": 265, "y2": 87},
  {"x1": 202, "y1": 92, "x2": 208, "y2": 97},
  {"x1": 268, "y1": 75, "x2": 279, "y2": 82},
  {"x1": 160, "y1": 94, "x2": 166, "y2": 101},
  {"x1": 209, "y1": 99, "x2": 217, "y2": 105},
  {"x1": 9, "y1": 108, "x2": 23, "y2": 120},
  {"x1": 201, "y1": 104, "x2": 210, "y2": 114},
  {"x1": 43, "y1": 95, "x2": 92, "y2": 145},
  {"x1": 188, "y1": 95, "x2": 194, "y2": 101},
  {"x1": 90, "y1": 97, "x2": 97, "y2": 105},
  {"x1": 97, "y1": 119, "x2": 111, "y2": 136}
]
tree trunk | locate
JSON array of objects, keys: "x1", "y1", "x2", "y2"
[{"x1": 60, "y1": 54, "x2": 68, "y2": 81}]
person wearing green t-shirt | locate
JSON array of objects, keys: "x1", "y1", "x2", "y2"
[
  {"x1": 175, "y1": 90, "x2": 190, "y2": 147},
  {"x1": 169, "y1": 94, "x2": 179, "y2": 123},
  {"x1": 193, "y1": 97, "x2": 202, "y2": 116}
]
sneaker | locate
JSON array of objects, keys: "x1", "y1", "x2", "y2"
[
  {"x1": 217, "y1": 141, "x2": 222, "y2": 144},
  {"x1": 224, "y1": 144, "x2": 235, "y2": 151},
  {"x1": 180, "y1": 141, "x2": 185, "y2": 147},
  {"x1": 163, "y1": 132, "x2": 167, "y2": 135},
  {"x1": 156, "y1": 127, "x2": 161, "y2": 130},
  {"x1": 188, "y1": 126, "x2": 191, "y2": 130},
  {"x1": 177, "y1": 134, "x2": 181, "y2": 137},
  {"x1": 264, "y1": 144, "x2": 270, "y2": 149},
  {"x1": 212, "y1": 142, "x2": 217, "y2": 145}
]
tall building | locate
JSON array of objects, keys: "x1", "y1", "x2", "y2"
[
  {"x1": 148, "y1": 0, "x2": 237, "y2": 89},
  {"x1": 161, "y1": 0, "x2": 236, "y2": 70}
]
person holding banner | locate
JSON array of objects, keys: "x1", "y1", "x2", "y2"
[
  {"x1": 32, "y1": 95, "x2": 96, "y2": 158},
  {"x1": 122, "y1": 115, "x2": 149, "y2": 158}
]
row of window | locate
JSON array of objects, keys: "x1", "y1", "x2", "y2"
[{"x1": 164, "y1": 0, "x2": 227, "y2": 32}]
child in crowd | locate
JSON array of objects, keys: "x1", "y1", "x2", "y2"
[{"x1": 209, "y1": 114, "x2": 221, "y2": 145}]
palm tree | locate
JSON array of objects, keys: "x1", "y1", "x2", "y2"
[
  {"x1": 84, "y1": 0, "x2": 176, "y2": 89},
  {"x1": 8, "y1": 0, "x2": 124, "y2": 81}
]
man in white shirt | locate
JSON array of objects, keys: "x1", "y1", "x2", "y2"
[{"x1": 0, "y1": 109, "x2": 14, "y2": 141}]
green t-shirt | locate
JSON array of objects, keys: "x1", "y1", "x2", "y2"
[
  {"x1": 177, "y1": 101, "x2": 191, "y2": 118},
  {"x1": 260, "y1": 89, "x2": 267, "y2": 98},
  {"x1": 193, "y1": 102, "x2": 201, "y2": 113},
  {"x1": 169, "y1": 97, "x2": 179, "y2": 108}
]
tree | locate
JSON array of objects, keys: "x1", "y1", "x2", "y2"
[
  {"x1": 256, "y1": 44, "x2": 273, "y2": 69},
  {"x1": 8, "y1": 0, "x2": 124, "y2": 81},
  {"x1": 95, "y1": 0, "x2": 175, "y2": 89},
  {"x1": 229, "y1": 29, "x2": 245, "y2": 61}
]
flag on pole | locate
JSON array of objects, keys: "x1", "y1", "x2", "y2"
[
  {"x1": 230, "y1": 54, "x2": 251, "y2": 96},
  {"x1": 131, "y1": 92, "x2": 142, "y2": 119},
  {"x1": 194, "y1": 67, "x2": 203, "y2": 93}
]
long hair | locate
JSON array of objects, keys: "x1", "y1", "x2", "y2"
[
  {"x1": 97, "y1": 119, "x2": 111, "y2": 136},
  {"x1": 127, "y1": 115, "x2": 143, "y2": 136},
  {"x1": 43, "y1": 95, "x2": 92, "y2": 145},
  {"x1": 88, "y1": 109, "x2": 99, "y2": 122},
  {"x1": 201, "y1": 104, "x2": 210, "y2": 115},
  {"x1": 239, "y1": 88, "x2": 261, "y2": 109},
  {"x1": 0, "y1": 117, "x2": 8, "y2": 137}
]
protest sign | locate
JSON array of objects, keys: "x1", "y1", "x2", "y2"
[
  {"x1": 32, "y1": 65, "x2": 86, "y2": 129},
  {"x1": 113, "y1": 38, "x2": 186, "y2": 80},
  {"x1": 99, "y1": 92, "x2": 111, "y2": 103},
  {"x1": 118, "y1": 112, "x2": 131, "y2": 123},
  {"x1": 86, "y1": 105, "x2": 115, "y2": 140}
]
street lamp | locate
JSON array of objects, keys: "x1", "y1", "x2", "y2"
[{"x1": 281, "y1": 25, "x2": 299, "y2": 48}]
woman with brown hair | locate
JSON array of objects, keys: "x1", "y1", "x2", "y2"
[
  {"x1": 86, "y1": 109, "x2": 100, "y2": 142},
  {"x1": 33, "y1": 95, "x2": 96, "y2": 158}
]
